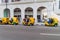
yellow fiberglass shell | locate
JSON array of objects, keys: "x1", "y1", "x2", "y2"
[
  {"x1": 45, "y1": 18, "x2": 58, "y2": 26},
  {"x1": 45, "y1": 21, "x2": 49, "y2": 26},
  {"x1": 50, "y1": 18, "x2": 58, "y2": 26},
  {"x1": 22, "y1": 20, "x2": 26, "y2": 25},
  {"x1": 2, "y1": 17, "x2": 9, "y2": 24},
  {"x1": 12, "y1": 17, "x2": 19, "y2": 24},
  {"x1": 53, "y1": 18, "x2": 58, "y2": 23},
  {"x1": 28, "y1": 17, "x2": 35, "y2": 25}
]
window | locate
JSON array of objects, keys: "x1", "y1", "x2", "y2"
[
  {"x1": 12, "y1": 0, "x2": 14, "y2": 2},
  {"x1": 15, "y1": 0, "x2": 20, "y2": 1},
  {"x1": 2, "y1": 0, "x2": 8, "y2": 3},
  {"x1": 59, "y1": 1, "x2": 60, "y2": 9},
  {"x1": 14, "y1": 8, "x2": 21, "y2": 12},
  {"x1": 12, "y1": 0, "x2": 20, "y2": 2}
]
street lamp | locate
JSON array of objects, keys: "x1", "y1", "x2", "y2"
[
  {"x1": 5, "y1": 0, "x2": 8, "y2": 17},
  {"x1": 5, "y1": 0, "x2": 8, "y2": 9}
]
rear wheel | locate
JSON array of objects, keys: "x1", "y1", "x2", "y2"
[
  {"x1": 29, "y1": 23, "x2": 34, "y2": 26},
  {"x1": 0, "y1": 20, "x2": 2, "y2": 24},
  {"x1": 54, "y1": 23, "x2": 58, "y2": 27},
  {"x1": 12, "y1": 22, "x2": 18, "y2": 25}
]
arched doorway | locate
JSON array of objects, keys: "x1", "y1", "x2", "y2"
[
  {"x1": 14, "y1": 8, "x2": 21, "y2": 22},
  {"x1": 37, "y1": 6, "x2": 47, "y2": 22},
  {"x1": 25, "y1": 7, "x2": 33, "y2": 18},
  {"x1": 4, "y1": 8, "x2": 10, "y2": 17}
]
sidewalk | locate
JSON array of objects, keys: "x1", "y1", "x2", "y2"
[
  {"x1": 35, "y1": 22, "x2": 60, "y2": 26},
  {"x1": 34, "y1": 22, "x2": 45, "y2": 26}
]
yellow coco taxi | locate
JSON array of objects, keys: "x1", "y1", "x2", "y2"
[
  {"x1": 2, "y1": 17, "x2": 10, "y2": 24},
  {"x1": 0, "y1": 17, "x2": 19, "y2": 25},
  {"x1": 22, "y1": 17, "x2": 35, "y2": 26},
  {"x1": 10, "y1": 17, "x2": 19, "y2": 25},
  {"x1": 45, "y1": 17, "x2": 58, "y2": 26}
]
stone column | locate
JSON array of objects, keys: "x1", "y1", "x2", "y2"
[
  {"x1": 10, "y1": 9, "x2": 14, "y2": 18},
  {"x1": 0, "y1": 9, "x2": 3, "y2": 18},
  {"x1": 40, "y1": 11, "x2": 43, "y2": 22},
  {"x1": 33, "y1": 8, "x2": 37, "y2": 24},
  {"x1": 0, "y1": 0, "x2": 2, "y2": 3},
  {"x1": 21, "y1": 9, "x2": 25, "y2": 23}
]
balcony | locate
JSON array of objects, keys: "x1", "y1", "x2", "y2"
[
  {"x1": 11, "y1": 0, "x2": 34, "y2": 3},
  {"x1": 6, "y1": 0, "x2": 34, "y2": 4},
  {"x1": 10, "y1": 0, "x2": 54, "y2": 4},
  {"x1": 36, "y1": 0, "x2": 53, "y2": 2},
  {"x1": 0, "y1": 0, "x2": 34, "y2": 5}
]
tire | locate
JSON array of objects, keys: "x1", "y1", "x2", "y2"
[
  {"x1": 16, "y1": 23, "x2": 18, "y2": 25},
  {"x1": 54, "y1": 23, "x2": 58, "y2": 27},
  {"x1": 45, "y1": 24, "x2": 47, "y2": 26},
  {"x1": 12, "y1": 22, "x2": 17, "y2": 25},
  {"x1": 30, "y1": 24, "x2": 33, "y2": 26}
]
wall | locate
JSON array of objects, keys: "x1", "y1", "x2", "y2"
[{"x1": 0, "y1": 1, "x2": 53, "y2": 23}]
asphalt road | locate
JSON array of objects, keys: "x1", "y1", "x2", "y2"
[{"x1": 0, "y1": 25, "x2": 60, "y2": 40}]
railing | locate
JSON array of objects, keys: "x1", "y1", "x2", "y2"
[
  {"x1": 12, "y1": 0, "x2": 33, "y2": 3},
  {"x1": 10, "y1": 0, "x2": 53, "y2": 3}
]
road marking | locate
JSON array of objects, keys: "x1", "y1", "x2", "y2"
[
  {"x1": 40, "y1": 33, "x2": 60, "y2": 36},
  {"x1": 37, "y1": 27, "x2": 55, "y2": 29}
]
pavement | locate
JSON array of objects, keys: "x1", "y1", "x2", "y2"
[{"x1": 0, "y1": 25, "x2": 59, "y2": 40}]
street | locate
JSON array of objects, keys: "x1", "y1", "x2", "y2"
[{"x1": 0, "y1": 25, "x2": 60, "y2": 40}]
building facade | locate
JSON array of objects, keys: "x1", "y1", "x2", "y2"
[{"x1": 0, "y1": 0, "x2": 60, "y2": 24}]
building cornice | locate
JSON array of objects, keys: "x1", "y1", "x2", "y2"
[{"x1": 0, "y1": 1, "x2": 53, "y2": 6}]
